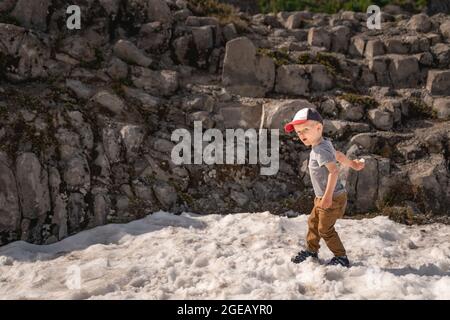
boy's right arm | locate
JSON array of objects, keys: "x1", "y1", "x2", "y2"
[{"x1": 336, "y1": 151, "x2": 365, "y2": 171}]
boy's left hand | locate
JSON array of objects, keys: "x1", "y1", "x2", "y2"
[
  {"x1": 319, "y1": 196, "x2": 332, "y2": 209},
  {"x1": 351, "y1": 160, "x2": 365, "y2": 171}
]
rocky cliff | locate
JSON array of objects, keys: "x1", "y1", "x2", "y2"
[{"x1": 0, "y1": 0, "x2": 449, "y2": 246}]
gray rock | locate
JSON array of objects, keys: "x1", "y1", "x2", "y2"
[
  {"x1": 67, "y1": 111, "x2": 94, "y2": 151},
  {"x1": 122, "y1": 86, "x2": 160, "y2": 112},
  {"x1": 365, "y1": 39, "x2": 384, "y2": 59},
  {"x1": 172, "y1": 35, "x2": 194, "y2": 65},
  {"x1": 67, "y1": 193, "x2": 87, "y2": 233},
  {"x1": 344, "y1": 156, "x2": 384, "y2": 213},
  {"x1": 408, "y1": 154, "x2": 449, "y2": 213},
  {"x1": 384, "y1": 38, "x2": 408, "y2": 54},
  {"x1": 185, "y1": 16, "x2": 219, "y2": 27},
  {"x1": 307, "y1": 64, "x2": 334, "y2": 92},
  {"x1": 432, "y1": 98, "x2": 450, "y2": 119},
  {"x1": 426, "y1": 70, "x2": 450, "y2": 95},
  {"x1": 368, "y1": 109, "x2": 394, "y2": 131},
  {"x1": 106, "y1": 57, "x2": 129, "y2": 80},
  {"x1": 55, "y1": 128, "x2": 82, "y2": 161},
  {"x1": 63, "y1": 155, "x2": 90, "y2": 190},
  {"x1": 66, "y1": 79, "x2": 95, "y2": 100},
  {"x1": 147, "y1": 0, "x2": 172, "y2": 23},
  {"x1": 403, "y1": 35, "x2": 430, "y2": 53},
  {"x1": 349, "y1": 36, "x2": 366, "y2": 58},
  {"x1": 153, "y1": 181, "x2": 178, "y2": 208},
  {"x1": 430, "y1": 43, "x2": 450, "y2": 67},
  {"x1": 138, "y1": 22, "x2": 171, "y2": 54},
  {"x1": 261, "y1": 99, "x2": 316, "y2": 131},
  {"x1": 427, "y1": 0, "x2": 450, "y2": 15},
  {"x1": 59, "y1": 36, "x2": 98, "y2": 63},
  {"x1": 92, "y1": 91, "x2": 126, "y2": 115},
  {"x1": 219, "y1": 101, "x2": 262, "y2": 129},
  {"x1": 320, "y1": 99, "x2": 338, "y2": 117},
  {"x1": 380, "y1": 99, "x2": 402, "y2": 123},
  {"x1": 0, "y1": 24, "x2": 50, "y2": 81},
  {"x1": 120, "y1": 125, "x2": 145, "y2": 160},
  {"x1": 102, "y1": 127, "x2": 122, "y2": 164},
  {"x1": 388, "y1": 54, "x2": 419, "y2": 88},
  {"x1": 0, "y1": 0, "x2": 16, "y2": 12},
  {"x1": 16, "y1": 152, "x2": 50, "y2": 220},
  {"x1": 189, "y1": 111, "x2": 215, "y2": 129},
  {"x1": 0, "y1": 152, "x2": 21, "y2": 232},
  {"x1": 230, "y1": 190, "x2": 249, "y2": 206},
  {"x1": 99, "y1": 0, "x2": 121, "y2": 16},
  {"x1": 275, "y1": 65, "x2": 309, "y2": 96},
  {"x1": 222, "y1": 37, "x2": 275, "y2": 97},
  {"x1": 48, "y1": 167, "x2": 68, "y2": 240},
  {"x1": 191, "y1": 25, "x2": 215, "y2": 53},
  {"x1": 11, "y1": 0, "x2": 50, "y2": 31},
  {"x1": 415, "y1": 52, "x2": 434, "y2": 66},
  {"x1": 131, "y1": 66, "x2": 179, "y2": 96},
  {"x1": 285, "y1": 12, "x2": 306, "y2": 29},
  {"x1": 440, "y1": 20, "x2": 450, "y2": 39},
  {"x1": 223, "y1": 23, "x2": 238, "y2": 42},
  {"x1": 307, "y1": 27, "x2": 331, "y2": 49},
  {"x1": 153, "y1": 138, "x2": 175, "y2": 154},
  {"x1": 330, "y1": 25, "x2": 350, "y2": 53},
  {"x1": 113, "y1": 40, "x2": 154, "y2": 68},
  {"x1": 368, "y1": 56, "x2": 391, "y2": 86},
  {"x1": 407, "y1": 14, "x2": 432, "y2": 33},
  {"x1": 323, "y1": 120, "x2": 371, "y2": 138},
  {"x1": 93, "y1": 194, "x2": 109, "y2": 227},
  {"x1": 339, "y1": 99, "x2": 364, "y2": 121}
]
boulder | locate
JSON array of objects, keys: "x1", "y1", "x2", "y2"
[
  {"x1": 92, "y1": 91, "x2": 126, "y2": 115},
  {"x1": 0, "y1": 152, "x2": 21, "y2": 233},
  {"x1": 113, "y1": 40, "x2": 154, "y2": 67},
  {"x1": 388, "y1": 55, "x2": 420, "y2": 88},
  {"x1": 222, "y1": 37, "x2": 275, "y2": 97},
  {"x1": 11, "y1": 0, "x2": 51, "y2": 31},
  {"x1": 16, "y1": 153, "x2": 50, "y2": 220},
  {"x1": 407, "y1": 14, "x2": 432, "y2": 33},
  {"x1": 368, "y1": 109, "x2": 394, "y2": 131},
  {"x1": 131, "y1": 66, "x2": 179, "y2": 96},
  {"x1": 432, "y1": 98, "x2": 450, "y2": 119},
  {"x1": 426, "y1": 70, "x2": 450, "y2": 95},
  {"x1": 260, "y1": 99, "x2": 316, "y2": 131},
  {"x1": 307, "y1": 27, "x2": 331, "y2": 49}
]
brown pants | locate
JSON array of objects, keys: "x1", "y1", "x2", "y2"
[{"x1": 306, "y1": 192, "x2": 347, "y2": 257}]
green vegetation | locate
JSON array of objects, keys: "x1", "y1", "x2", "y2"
[
  {"x1": 257, "y1": 48, "x2": 291, "y2": 66},
  {"x1": 257, "y1": 49, "x2": 343, "y2": 76},
  {"x1": 407, "y1": 98, "x2": 437, "y2": 119},
  {"x1": 186, "y1": 0, "x2": 249, "y2": 31},
  {"x1": 297, "y1": 52, "x2": 342, "y2": 76},
  {"x1": 0, "y1": 14, "x2": 20, "y2": 25},
  {"x1": 258, "y1": 0, "x2": 427, "y2": 14},
  {"x1": 338, "y1": 93, "x2": 378, "y2": 108}
]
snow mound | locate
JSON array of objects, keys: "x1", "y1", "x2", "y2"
[{"x1": 0, "y1": 211, "x2": 449, "y2": 299}]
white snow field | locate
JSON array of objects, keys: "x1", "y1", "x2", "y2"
[{"x1": 0, "y1": 211, "x2": 449, "y2": 300}]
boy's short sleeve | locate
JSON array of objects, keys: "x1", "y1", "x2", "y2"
[{"x1": 316, "y1": 142, "x2": 336, "y2": 167}]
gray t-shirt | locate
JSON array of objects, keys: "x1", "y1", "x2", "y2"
[{"x1": 308, "y1": 138, "x2": 346, "y2": 197}]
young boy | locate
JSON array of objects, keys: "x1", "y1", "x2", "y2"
[{"x1": 284, "y1": 108, "x2": 365, "y2": 267}]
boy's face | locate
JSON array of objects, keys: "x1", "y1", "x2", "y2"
[{"x1": 293, "y1": 121, "x2": 323, "y2": 146}]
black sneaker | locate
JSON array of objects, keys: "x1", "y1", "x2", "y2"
[
  {"x1": 291, "y1": 250, "x2": 318, "y2": 264},
  {"x1": 327, "y1": 256, "x2": 350, "y2": 268}
]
